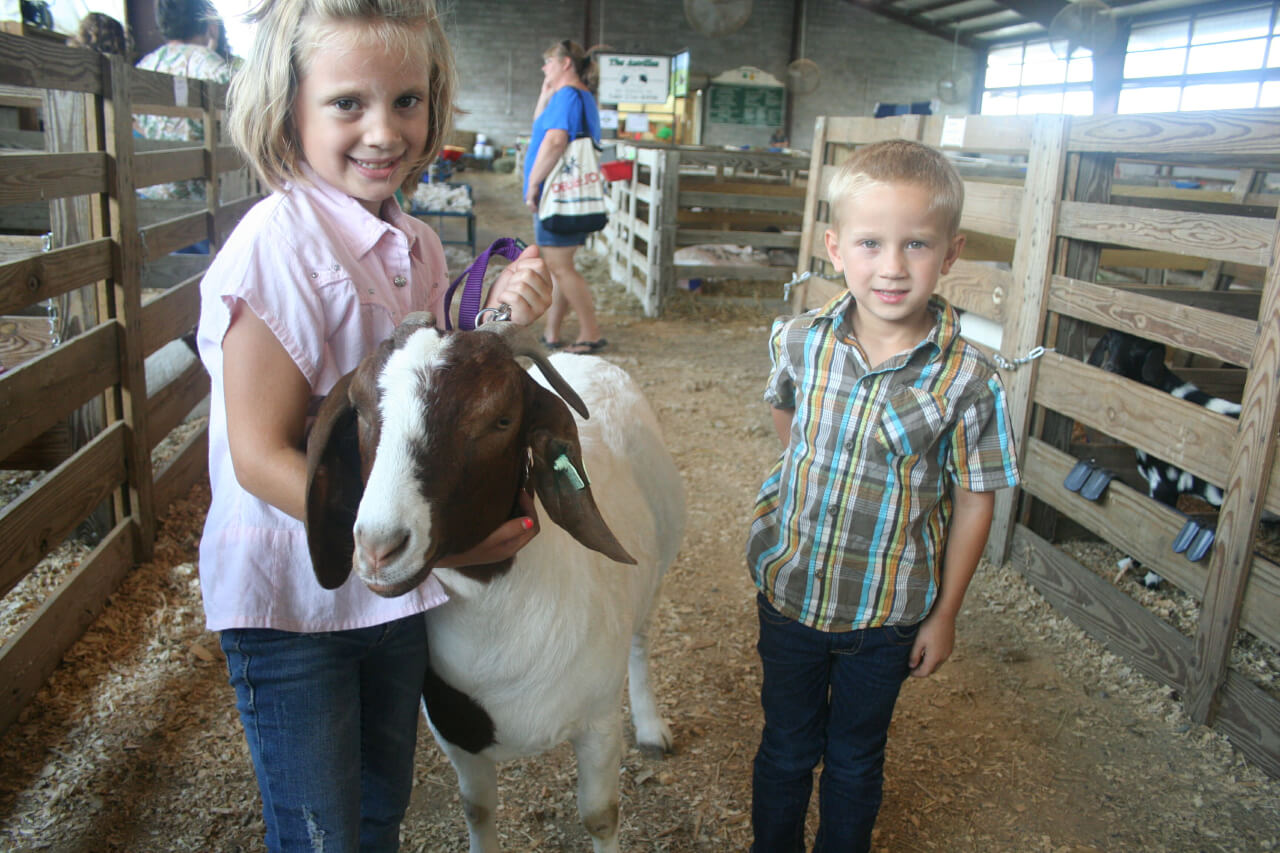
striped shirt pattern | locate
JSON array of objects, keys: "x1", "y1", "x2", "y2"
[{"x1": 747, "y1": 293, "x2": 1020, "y2": 632}]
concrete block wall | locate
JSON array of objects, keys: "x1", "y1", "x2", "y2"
[
  {"x1": 792, "y1": 1, "x2": 978, "y2": 146},
  {"x1": 440, "y1": 0, "x2": 976, "y2": 154}
]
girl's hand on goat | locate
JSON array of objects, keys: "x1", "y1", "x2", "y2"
[
  {"x1": 437, "y1": 491, "x2": 541, "y2": 568},
  {"x1": 486, "y1": 245, "x2": 552, "y2": 325}
]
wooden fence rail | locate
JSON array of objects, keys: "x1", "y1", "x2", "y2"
[
  {"x1": 791, "y1": 110, "x2": 1280, "y2": 779},
  {"x1": 0, "y1": 32, "x2": 262, "y2": 734}
]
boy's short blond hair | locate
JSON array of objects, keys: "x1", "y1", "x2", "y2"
[
  {"x1": 826, "y1": 139, "x2": 964, "y2": 237},
  {"x1": 228, "y1": 0, "x2": 456, "y2": 193}
]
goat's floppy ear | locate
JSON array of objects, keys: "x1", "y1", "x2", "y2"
[
  {"x1": 305, "y1": 370, "x2": 362, "y2": 589},
  {"x1": 525, "y1": 380, "x2": 636, "y2": 565}
]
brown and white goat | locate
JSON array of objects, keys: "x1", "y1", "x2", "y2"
[{"x1": 304, "y1": 313, "x2": 684, "y2": 853}]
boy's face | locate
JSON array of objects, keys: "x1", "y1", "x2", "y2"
[{"x1": 824, "y1": 180, "x2": 964, "y2": 339}]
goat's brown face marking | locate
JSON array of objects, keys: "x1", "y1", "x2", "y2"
[{"x1": 350, "y1": 329, "x2": 533, "y2": 593}]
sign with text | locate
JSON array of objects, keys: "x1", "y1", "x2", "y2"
[{"x1": 598, "y1": 54, "x2": 671, "y2": 105}]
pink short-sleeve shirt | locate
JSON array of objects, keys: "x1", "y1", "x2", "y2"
[{"x1": 196, "y1": 172, "x2": 450, "y2": 632}]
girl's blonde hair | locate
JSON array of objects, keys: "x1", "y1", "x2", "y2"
[
  {"x1": 228, "y1": 0, "x2": 456, "y2": 193},
  {"x1": 826, "y1": 139, "x2": 965, "y2": 237}
]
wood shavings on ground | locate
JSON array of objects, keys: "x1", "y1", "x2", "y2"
[{"x1": 2, "y1": 171, "x2": 1279, "y2": 851}]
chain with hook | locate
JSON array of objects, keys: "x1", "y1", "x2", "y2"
[
  {"x1": 41, "y1": 232, "x2": 62, "y2": 348},
  {"x1": 782, "y1": 269, "x2": 844, "y2": 302},
  {"x1": 991, "y1": 345, "x2": 1051, "y2": 370}
]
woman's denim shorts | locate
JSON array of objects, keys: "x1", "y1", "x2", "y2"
[{"x1": 533, "y1": 214, "x2": 589, "y2": 248}]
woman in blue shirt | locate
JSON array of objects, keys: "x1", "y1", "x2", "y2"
[{"x1": 523, "y1": 39, "x2": 607, "y2": 354}]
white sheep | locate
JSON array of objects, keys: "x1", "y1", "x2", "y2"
[{"x1": 304, "y1": 314, "x2": 685, "y2": 853}]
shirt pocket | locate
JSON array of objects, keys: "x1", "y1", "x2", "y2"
[{"x1": 874, "y1": 386, "x2": 952, "y2": 459}]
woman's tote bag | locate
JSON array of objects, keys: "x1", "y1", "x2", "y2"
[{"x1": 537, "y1": 90, "x2": 608, "y2": 234}]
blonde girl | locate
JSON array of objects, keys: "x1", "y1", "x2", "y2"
[{"x1": 195, "y1": 0, "x2": 552, "y2": 848}]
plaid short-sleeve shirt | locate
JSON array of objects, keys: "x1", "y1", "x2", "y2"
[{"x1": 747, "y1": 293, "x2": 1020, "y2": 632}]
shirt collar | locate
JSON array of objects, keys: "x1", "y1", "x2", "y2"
[
  {"x1": 294, "y1": 165, "x2": 422, "y2": 262},
  {"x1": 813, "y1": 291, "x2": 960, "y2": 362}
]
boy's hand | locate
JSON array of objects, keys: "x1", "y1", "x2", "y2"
[
  {"x1": 485, "y1": 244, "x2": 552, "y2": 325},
  {"x1": 908, "y1": 609, "x2": 957, "y2": 677}
]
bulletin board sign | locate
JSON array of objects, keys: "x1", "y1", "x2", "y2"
[
  {"x1": 598, "y1": 54, "x2": 672, "y2": 105},
  {"x1": 706, "y1": 83, "x2": 785, "y2": 127}
]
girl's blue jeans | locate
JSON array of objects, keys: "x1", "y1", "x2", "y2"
[
  {"x1": 220, "y1": 615, "x2": 429, "y2": 853},
  {"x1": 751, "y1": 593, "x2": 918, "y2": 853}
]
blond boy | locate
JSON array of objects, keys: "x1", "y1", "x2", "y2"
[{"x1": 747, "y1": 139, "x2": 1020, "y2": 851}]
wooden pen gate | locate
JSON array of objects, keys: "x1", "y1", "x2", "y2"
[
  {"x1": 0, "y1": 32, "x2": 262, "y2": 733},
  {"x1": 792, "y1": 110, "x2": 1280, "y2": 778},
  {"x1": 593, "y1": 142, "x2": 807, "y2": 316}
]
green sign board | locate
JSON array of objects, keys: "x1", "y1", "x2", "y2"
[{"x1": 707, "y1": 84, "x2": 784, "y2": 127}]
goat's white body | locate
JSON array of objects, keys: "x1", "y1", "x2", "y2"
[{"x1": 424, "y1": 353, "x2": 684, "y2": 851}]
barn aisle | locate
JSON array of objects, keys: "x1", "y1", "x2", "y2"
[{"x1": 1, "y1": 170, "x2": 1278, "y2": 851}]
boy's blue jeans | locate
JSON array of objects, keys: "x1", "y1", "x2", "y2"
[
  {"x1": 751, "y1": 593, "x2": 918, "y2": 853},
  {"x1": 221, "y1": 615, "x2": 429, "y2": 852}
]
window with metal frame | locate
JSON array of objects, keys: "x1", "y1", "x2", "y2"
[
  {"x1": 979, "y1": 2, "x2": 1280, "y2": 116},
  {"x1": 1119, "y1": 2, "x2": 1280, "y2": 113},
  {"x1": 980, "y1": 39, "x2": 1095, "y2": 116}
]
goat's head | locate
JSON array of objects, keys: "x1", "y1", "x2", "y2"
[
  {"x1": 1087, "y1": 330, "x2": 1168, "y2": 385},
  {"x1": 304, "y1": 313, "x2": 635, "y2": 597}
]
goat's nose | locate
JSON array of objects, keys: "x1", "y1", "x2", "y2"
[{"x1": 354, "y1": 525, "x2": 410, "y2": 571}]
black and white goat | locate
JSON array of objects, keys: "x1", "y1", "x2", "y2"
[
  {"x1": 304, "y1": 313, "x2": 684, "y2": 853},
  {"x1": 1086, "y1": 330, "x2": 1241, "y2": 587}
]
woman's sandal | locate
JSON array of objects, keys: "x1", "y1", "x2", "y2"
[
  {"x1": 565, "y1": 339, "x2": 608, "y2": 354},
  {"x1": 539, "y1": 336, "x2": 564, "y2": 350}
]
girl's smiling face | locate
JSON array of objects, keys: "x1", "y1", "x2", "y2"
[{"x1": 294, "y1": 21, "x2": 432, "y2": 215}]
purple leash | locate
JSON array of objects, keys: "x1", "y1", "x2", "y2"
[{"x1": 442, "y1": 237, "x2": 527, "y2": 331}]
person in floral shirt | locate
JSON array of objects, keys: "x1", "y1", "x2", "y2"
[{"x1": 134, "y1": 0, "x2": 233, "y2": 201}]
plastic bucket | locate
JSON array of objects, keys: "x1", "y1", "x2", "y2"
[{"x1": 601, "y1": 160, "x2": 633, "y2": 182}]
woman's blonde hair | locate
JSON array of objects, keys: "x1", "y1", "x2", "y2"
[
  {"x1": 544, "y1": 39, "x2": 601, "y2": 92},
  {"x1": 826, "y1": 139, "x2": 965, "y2": 237},
  {"x1": 228, "y1": 0, "x2": 456, "y2": 193}
]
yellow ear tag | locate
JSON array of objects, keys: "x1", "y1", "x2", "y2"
[{"x1": 553, "y1": 453, "x2": 587, "y2": 490}]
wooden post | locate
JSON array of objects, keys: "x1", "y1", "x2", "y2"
[
  {"x1": 793, "y1": 115, "x2": 827, "y2": 314},
  {"x1": 202, "y1": 77, "x2": 219, "y2": 252},
  {"x1": 1186, "y1": 213, "x2": 1280, "y2": 724},
  {"x1": 623, "y1": 148, "x2": 641, "y2": 298},
  {"x1": 102, "y1": 53, "x2": 157, "y2": 557},
  {"x1": 1199, "y1": 169, "x2": 1260, "y2": 291},
  {"x1": 45, "y1": 61, "x2": 111, "y2": 538},
  {"x1": 649, "y1": 146, "x2": 680, "y2": 317},
  {"x1": 987, "y1": 114, "x2": 1069, "y2": 563}
]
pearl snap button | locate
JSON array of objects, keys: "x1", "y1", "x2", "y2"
[{"x1": 393, "y1": 275, "x2": 407, "y2": 287}]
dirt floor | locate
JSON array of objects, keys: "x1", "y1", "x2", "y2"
[{"x1": 2, "y1": 169, "x2": 1280, "y2": 852}]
